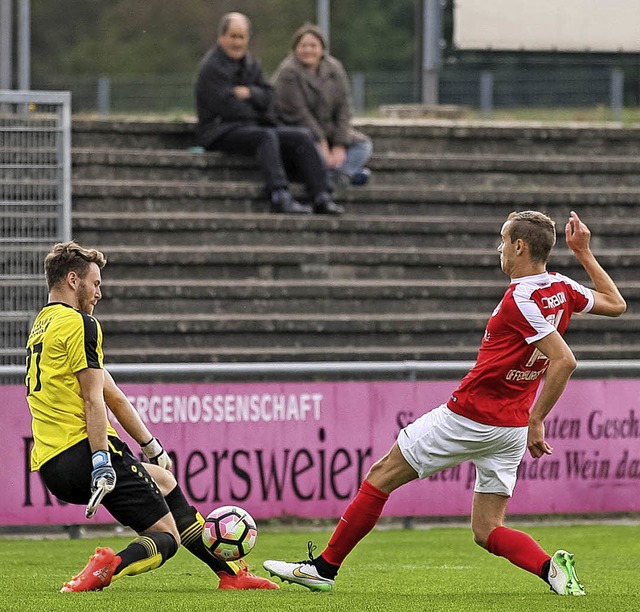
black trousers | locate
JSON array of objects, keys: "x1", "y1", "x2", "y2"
[
  {"x1": 211, "y1": 125, "x2": 329, "y2": 200},
  {"x1": 40, "y1": 436, "x2": 170, "y2": 533}
]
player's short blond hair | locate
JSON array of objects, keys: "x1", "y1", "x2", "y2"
[
  {"x1": 506, "y1": 210, "x2": 556, "y2": 264},
  {"x1": 44, "y1": 241, "x2": 106, "y2": 290}
]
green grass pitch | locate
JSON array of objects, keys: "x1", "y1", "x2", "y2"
[{"x1": 1, "y1": 524, "x2": 638, "y2": 611}]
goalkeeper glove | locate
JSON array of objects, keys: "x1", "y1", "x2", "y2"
[
  {"x1": 141, "y1": 437, "x2": 172, "y2": 470},
  {"x1": 90, "y1": 450, "x2": 117, "y2": 492},
  {"x1": 86, "y1": 450, "x2": 116, "y2": 518}
]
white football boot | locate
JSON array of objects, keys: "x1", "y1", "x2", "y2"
[{"x1": 548, "y1": 550, "x2": 586, "y2": 596}]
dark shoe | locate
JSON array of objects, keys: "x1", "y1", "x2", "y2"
[
  {"x1": 314, "y1": 193, "x2": 344, "y2": 215},
  {"x1": 350, "y1": 167, "x2": 371, "y2": 186},
  {"x1": 270, "y1": 188, "x2": 312, "y2": 214},
  {"x1": 328, "y1": 169, "x2": 350, "y2": 192}
]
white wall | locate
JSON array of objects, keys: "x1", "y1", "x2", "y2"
[{"x1": 455, "y1": 0, "x2": 640, "y2": 52}]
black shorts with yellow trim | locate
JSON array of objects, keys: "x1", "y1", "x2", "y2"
[{"x1": 40, "y1": 436, "x2": 170, "y2": 533}]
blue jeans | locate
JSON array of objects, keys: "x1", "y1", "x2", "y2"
[{"x1": 337, "y1": 138, "x2": 373, "y2": 177}]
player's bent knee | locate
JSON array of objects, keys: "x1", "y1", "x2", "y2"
[
  {"x1": 145, "y1": 463, "x2": 177, "y2": 496},
  {"x1": 366, "y1": 444, "x2": 417, "y2": 493},
  {"x1": 257, "y1": 128, "x2": 279, "y2": 150},
  {"x1": 147, "y1": 514, "x2": 181, "y2": 547}
]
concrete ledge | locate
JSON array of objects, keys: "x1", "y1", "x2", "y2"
[
  {"x1": 71, "y1": 116, "x2": 640, "y2": 145},
  {"x1": 379, "y1": 104, "x2": 469, "y2": 120}
]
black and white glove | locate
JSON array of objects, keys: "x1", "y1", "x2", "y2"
[
  {"x1": 86, "y1": 450, "x2": 116, "y2": 519},
  {"x1": 141, "y1": 437, "x2": 172, "y2": 470}
]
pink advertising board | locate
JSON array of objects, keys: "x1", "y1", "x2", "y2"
[{"x1": 2, "y1": 379, "x2": 639, "y2": 526}]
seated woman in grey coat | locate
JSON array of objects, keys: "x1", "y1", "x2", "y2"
[{"x1": 272, "y1": 23, "x2": 372, "y2": 186}]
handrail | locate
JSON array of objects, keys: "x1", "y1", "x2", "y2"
[{"x1": 1, "y1": 360, "x2": 639, "y2": 379}]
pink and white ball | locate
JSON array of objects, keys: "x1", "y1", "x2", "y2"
[{"x1": 202, "y1": 505, "x2": 258, "y2": 561}]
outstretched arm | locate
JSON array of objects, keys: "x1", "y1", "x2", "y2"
[
  {"x1": 565, "y1": 211, "x2": 627, "y2": 317},
  {"x1": 103, "y1": 370, "x2": 153, "y2": 445},
  {"x1": 103, "y1": 370, "x2": 172, "y2": 469}
]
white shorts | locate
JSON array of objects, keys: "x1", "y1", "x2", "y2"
[{"x1": 397, "y1": 404, "x2": 528, "y2": 497}]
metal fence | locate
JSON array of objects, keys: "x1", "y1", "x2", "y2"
[
  {"x1": 35, "y1": 62, "x2": 639, "y2": 117},
  {"x1": 0, "y1": 90, "x2": 72, "y2": 367},
  {"x1": 1, "y1": 360, "x2": 639, "y2": 385}
]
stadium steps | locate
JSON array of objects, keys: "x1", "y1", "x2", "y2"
[
  {"x1": 98, "y1": 310, "x2": 639, "y2": 337},
  {"x1": 68, "y1": 118, "x2": 640, "y2": 365},
  {"x1": 71, "y1": 211, "x2": 510, "y2": 249},
  {"x1": 102, "y1": 343, "x2": 482, "y2": 364},
  {"x1": 100, "y1": 342, "x2": 636, "y2": 364},
  {"x1": 72, "y1": 148, "x2": 640, "y2": 188},
  {"x1": 96, "y1": 310, "x2": 640, "y2": 364},
  {"x1": 99, "y1": 278, "x2": 505, "y2": 316},
  {"x1": 72, "y1": 118, "x2": 640, "y2": 156},
  {"x1": 72, "y1": 211, "x2": 640, "y2": 249},
  {"x1": 83, "y1": 243, "x2": 637, "y2": 284},
  {"x1": 72, "y1": 179, "x2": 640, "y2": 219}
]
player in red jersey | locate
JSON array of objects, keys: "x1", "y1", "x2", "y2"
[{"x1": 264, "y1": 210, "x2": 626, "y2": 596}]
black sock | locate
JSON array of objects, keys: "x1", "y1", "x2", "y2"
[
  {"x1": 114, "y1": 532, "x2": 178, "y2": 578},
  {"x1": 540, "y1": 559, "x2": 551, "y2": 584},
  {"x1": 316, "y1": 554, "x2": 339, "y2": 579},
  {"x1": 164, "y1": 485, "x2": 238, "y2": 576}
]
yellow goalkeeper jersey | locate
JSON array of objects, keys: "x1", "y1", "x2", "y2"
[{"x1": 25, "y1": 302, "x2": 117, "y2": 470}]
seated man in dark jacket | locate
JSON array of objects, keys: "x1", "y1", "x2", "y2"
[{"x1": 195, "y1": 12, "x2": 343, "y2": 215}]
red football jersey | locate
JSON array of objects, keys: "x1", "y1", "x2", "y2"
[{"x1": 447, "y1": 271, "x2": 594, "y2": 427}]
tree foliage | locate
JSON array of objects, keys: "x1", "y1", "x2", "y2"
[{"x1": 30, "y1": 0, "x2": 420, "y2": 84}]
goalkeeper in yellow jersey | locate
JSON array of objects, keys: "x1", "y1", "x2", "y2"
[{"x1": 26, "y1": 241, "x2": 277, "y2": 592}]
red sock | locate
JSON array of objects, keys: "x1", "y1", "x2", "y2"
[
  {"x1": 487, "y1": 526, "x2": 551, "y2": 576},
  {"x1": 321, "y1": 480, "x2": 389, "y2": 567}
]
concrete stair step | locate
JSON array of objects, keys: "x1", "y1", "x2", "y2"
[
  {"x1": 98, "y1": 311, "x2": 639, "y2": 334},
  {"x1": 72, "y1": 212, "x2": 501, "y2": 250},
  {"x1": 96, "y1": 313, "x2": 638, "y2": 357},
  {"x1": 71, "y1": 148, "x2": 640, "y2": 173},
  {"x1": 95, "y1": 278, "x2": 503, "y2": 315},
  {"x1": 72, "y1": 178, "x2": 640, "y2": 202},
  {"x1": 71, "y1": 148, "x2": 640, "y2": 187},
  {"x1": 103, "y1": 343, "x2": 482, "y2": 363},
  {"x1": 100, "y1": 296, "x2": 502, "y2": 315},
  {"x1": 75, "y1": 244, "x2": 636, "y2": 283},
  {"x1": 71, "y1": 195, "x2": 640, "y2": 219},
  {"x1": 71, "y1": 118, "x2": 640, "y2": 156},
  {"x1": 364, "y1": 121, "x2": 640, "y2": 155},
  {"x1": 101, "y1": 277, "x2": 506, "y2": 297},
  {"x1": 4, "y1": 241, "x2": 637, "y2": 284},
  {"x1": 71, "y1": 212, "x2": 640, "y2": 249},
  {"x1": 75, "y1": 277, "x2": 638, "y2": 317},
  {"x1": 101, "y1": 342, "x2": 634, "y2": 364},
  {"x1": 72, "y1": 148, "x2": 262, "y2": 183},
  {"x1": 71, "y1": 179, "x2": 640, "y2": 218},
  {"x1": 95, "y1": 276, "x2": 640, "y2": 299}
]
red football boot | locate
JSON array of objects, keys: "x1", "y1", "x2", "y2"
[
  {"x1": 60, "y1": 546, "x2": 121, "y2": 592},
  {"x1": 218, "y1": 561, "x2": 279, "y2": 590}
]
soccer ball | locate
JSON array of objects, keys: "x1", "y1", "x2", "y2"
[{"x1": 202, "y1": 505, "x2": 258, "y2": 561}]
